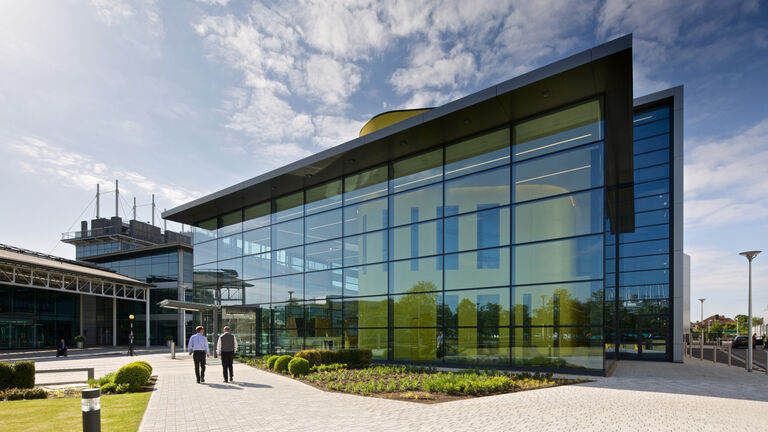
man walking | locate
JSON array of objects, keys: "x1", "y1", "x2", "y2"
[
  {"x1": 188, "y1": 326, "x2": 210, "y2": 383},
  {"x1": 216, "y1": 326, "x2": 238, "y2": 383}
]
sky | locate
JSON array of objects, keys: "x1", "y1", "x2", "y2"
[{"x1": 1, "y1": 0, "x2": 767, "y2": 320}]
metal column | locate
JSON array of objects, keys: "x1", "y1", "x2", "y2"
[
  {"x1": 212, "y1": 308, "x2": 218, "y2": 358},
  {"x1": 145, "y1": 295, "x2": 150, "y2": 349},
  {"x1": 79, "y1": 295, "x2": 84, "y2": 337},
  {"x1": 112, "y1": 298, "x2": 117, "y2": 346}
]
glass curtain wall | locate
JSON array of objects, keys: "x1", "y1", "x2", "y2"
[
  {"x1": 192, "y1": 99, "x2": 606, "y2": 371},
  {"x1": 605, "y1": 103, "x2": 673, "y2": 361}
]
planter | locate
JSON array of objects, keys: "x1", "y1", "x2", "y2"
[
  {"x1": 76, "y1": 341, "x2": 84, "y2": 349},
  {"x1": 166, "y1": 341, "x2": 172, "y2": 347}
]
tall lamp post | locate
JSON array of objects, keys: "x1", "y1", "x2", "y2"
[
  {"x1": 739, "y1": 250, "x2": 761, "y2": 372},
  {"x1": 698, "y1": 298, "x2": 706, "y2": 342},
  {"x1": 129, "y1": 314, "x2": 135, "y2": 357}
]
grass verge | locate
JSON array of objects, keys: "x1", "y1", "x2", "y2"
[{"x1": 0, "y1": 392, "x2": 152, "y2": 432}]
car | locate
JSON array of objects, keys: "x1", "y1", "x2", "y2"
[{"x1": 732, "y1": 335, "x2": 749, "y2": 348}]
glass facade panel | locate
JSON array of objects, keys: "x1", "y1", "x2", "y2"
[
  {"x1": 633, "y1": 134, "x2": 670, "y2": 155},
  {"x1": 633, "y1": 119, "x2": 669, "y2": 140},
  {"x1": 305, "y1": 240, "x2": 343, "y2": 271},
  {"x1": 243, "y1": 202, "x2": 271, "y2": 230},
  {"x1": 344, "y1": 165, "x2": 388, "y2": 205},
  {"x1": 218, "y1": 210, "x2": 243, "y2": 237},
  {"x1": 218, "y1": 233, "x2": 243, "y2": 260},
  {"x1": 390, "y1": 220, "x2": 442, "y2": 260},
  {"x1": 194, "y1": 218, "x2": 217, "y2": 244},
  {"x1": 305, "y1": 270, "x2": 342, "y2": 300},
  {"x1": 514, "y1": 190, "x2": 603, "y2": 244},
  {"x1": 391, "y1": 183, "x2": 443, "y2": 226},
  {"x1": 194, "y1": 240, "x2": 217, "y2": 265},
  {"x1": 243, "y1": 253, "x2": 271, "y2": 281},
  {"x1": 343, "y1": 231, "x2": 387, "y2": 266},
  {"x1": 445, "y1": 129, "x2": 510, "y2": 179},
  {"x1": 305, "y1": 180, "x2": 342, "y2": 215},
  {"x1": 244, "y1": 279, "x2": 270, "y2": 304},
  {"x1": 393, "y1": 292, "x2": 439, "y2": 327},
  {"x1": 305, "y1": 209, "x2": 342, "y2": 243},
  {"x1": 444, "y1": 166, "x2": 510, "y2": 215},
  {"x1": 634, "y1": 149, "x2": 669, "y2": 169},
  {"x1": 444, "y1": 207, "x2": 510, "y2": 253},
  {"x1": 273, "y1": 191, "x2": 304, "y2": 223},
  {"x1": 343, "y1": 264, "x2": 388, "y2": 297},
  {"x1": 391, "y1": 149, "x2": 443, "y2": 192},
  {"x1": 272, "y1": 219, "x2": 304, "y2": 250},
  {"x1": 444, "y1": 248, "x2": 510, "y2": 290},
  {"x1": 343, "y1": 296, "x2": 388, "y2": 328},
  {"x1": 271, "y1": 246, "x2": 304, "y2": 276},
  {"x1": 513, "y1": 235, "x2": 603, "y2": 285},
  {"x1": 344, "y1": 196, "x2": 388, "y2": 235},
  {"x1": 513, "y1": 143, "x2": 603, "y2": 203},
  {"x1": 513, "y1": 100, "x2": 602, "y2": 161},
  {"x1": 390, "y1": 257, "x2": 443, "y2": 294},
  {"x1": 513, "y1": 281, "x2": 602, "y2": 327},
  {"x1": 271, "y1": 275, "x2": 303, "y2": 303},
  {"x1": 243, "y1": 227, "x2": 270, "y2": 255}
]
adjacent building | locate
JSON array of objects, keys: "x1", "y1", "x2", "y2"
[
  {"x1": 162, "y1": 35, "x2": 687, "y2": 373},
  {"x1": 62, "y1": 215, "x2": 193, "y2": 346},
  {"x1": 0, "y1": 244, "x2": 149, "y2": 349}
]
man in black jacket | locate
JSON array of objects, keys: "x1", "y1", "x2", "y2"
[{"x1": 216, "y1": 326, "x2": 238, "y2": 383}]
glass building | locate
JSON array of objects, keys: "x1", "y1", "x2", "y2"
[{"x1": 163, "y1": 36, "x2": 686, "y2": 373}]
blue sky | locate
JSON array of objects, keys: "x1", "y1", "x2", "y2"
[{"x1": 1, "y1": 0, "x2": 767, "y2": 320}]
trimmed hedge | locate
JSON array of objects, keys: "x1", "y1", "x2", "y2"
[
  {"x1": 318, "y1": 350, "x2": 337, "y2": 365},
  {"x1": 12, "y1": 361, "x2": 35, "y2": 389},
  {"x1": 134, "y1": 361, "x2": 153, "y2": 375},
  {"x1": 294, "y1": 350, "x2": 321, "y2": 368},
  {"x1": 336, "y1": 349, "x2": 372, "y2": 369},
  {"x1": 274, "y1": 355, "x2": 292, "y2": 373},
  {"x1": 266, "y1": 355, "x2": 280, "y2": 369},
  {"x1": 114, "y1": 362, "x2": 151, "y2": 392},
  {"x1": 288, "y1": 357, "x2": 310, "y2": 377},
  {"x1": 23, "y1": 388, "x2": 47, "y2": 399},
  {"x1": 0, "y1": 362, "x2": 13, "y2": 390}
]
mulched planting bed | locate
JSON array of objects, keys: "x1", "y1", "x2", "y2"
[
  {"x1": 44, "y1": 376, "x2": 158, "y2": 399},
  {"x1": 240, "y1": 359, "x2": 588, "y2": 404}
]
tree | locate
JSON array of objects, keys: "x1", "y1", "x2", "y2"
[{"x1": 735, "y1": 314, "x2": 749, "y2": 335}]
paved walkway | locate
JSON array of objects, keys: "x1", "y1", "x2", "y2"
[{"x1": 19, "y1": 350, "x2": 768, "y2": 431}]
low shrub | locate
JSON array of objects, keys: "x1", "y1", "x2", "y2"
[
  {"x1": 23, "y1": 388, "x2": 47, "y2": 400},
  {"x1": 100, "y1": 382, "x2": 117, "y2": 394},
  {"x1": 288, "y1": 357, "x2": 310, "y2": 377},
  {"x1": 88, "y1": 372, "x2": 115, "y2": 388},
  {"x1": 274, "y1": 355, "x2": 292, "y2": 373},
  {"x1": 266, "y1": 355, "x2": 280, "y2": 369},
  {"x1": 12, "y1": 361, "x2": 35, "y2": 389},
  {"x1": 336, "y1": 349, "x2": 372, "y2": 369},
  {"x1": 0, "y1": 362, "x2": 13, "y2": 390},
  {"x1": 4, "y1": 388, "x2": 25, "y2": 401},
  {"x1": 74, "y1": 335, "x2": 86, "y2": 343},
  {"x1": 317, "y1": 350, "x2": 337, "y2": 365},
  {"x1": 310, "y1": 363, "x2": 347, "y2": 373},
  {"x1": 114, "y1": 362, "x2": 150, "y2": 392},
  {"x1": 115, "y1": 383, "x2": 130, "y2": 394},
  {"x1": 294, "y1": 350, "x2": 321, "y2": 368}
]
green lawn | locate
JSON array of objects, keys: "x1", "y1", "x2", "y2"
[{"x1": 0, "y1": 392, "x2": 152, "y2": 432}]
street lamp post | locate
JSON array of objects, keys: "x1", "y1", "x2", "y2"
[
  {"x1": 128, "y1": 314, "x2": 135, "y2": 357},
  {"x1": 698, "y1": 298, "x2": 705, "y2": 358},
  {"x1": 739, "y1": 250, "x2": 761, "y2": 373}
]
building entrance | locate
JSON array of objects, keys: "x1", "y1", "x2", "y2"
[{"x1": 619, "y1": 313, "x2": 669, "y2": 360}]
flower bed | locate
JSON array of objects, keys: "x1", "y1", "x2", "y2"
[{"x1": 237, "y1": 356, "x2": 587, "y2": 403}]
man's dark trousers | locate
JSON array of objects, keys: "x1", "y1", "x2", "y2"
[
  {"x1": 193, "y1": 351, "x2": 206, "y2": 382},
  {"x1": 221, "y1": 351, "x2": 234, "y2": 381}
]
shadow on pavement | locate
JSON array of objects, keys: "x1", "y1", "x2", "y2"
[
  {"x1": 234, "y1": 382, "x2": 272, "y2": 389},
  {"x1": 204, "y1": 383, "x2": 244, "y2": 390}
]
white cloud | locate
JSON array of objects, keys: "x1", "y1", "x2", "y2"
[
  {"x1": 304, "y1": 55, "x2": 361, "y2": 106},
  {"x1": 5, "y1": 135, "x2": 198, "y2": 207},
  {"x1": 312, "y1": 115, "x2": 365, "y2": 148},
  {"x1": 390, "y1": 43, "x2": 476, "y2": 94}
]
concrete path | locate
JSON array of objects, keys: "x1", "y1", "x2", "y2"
[{"x1": 16, "y1": 350, "x2": 768, "y2": 431}]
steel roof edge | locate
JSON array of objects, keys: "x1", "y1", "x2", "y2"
[{"x1": 163, "y1": 34, "x2": 632, "y2": 224}]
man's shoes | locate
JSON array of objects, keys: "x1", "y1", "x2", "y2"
[
  {"x1": 201, "y1": 378, "x2": 205, "y2": 383},
  {"x1": 196, "y1": 379, "x2": 200, "y2": 384},
  {"x1": 224, "y1": 379, "x2": 228, "y2": 383}
]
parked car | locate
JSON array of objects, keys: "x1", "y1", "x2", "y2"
[{"x1": 732, "y1": 335, "x2": 749, "y2": 348}]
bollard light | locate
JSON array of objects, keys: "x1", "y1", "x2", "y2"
[{"x1": 82, "y1": 388, "x2": 101, "y2": 432}]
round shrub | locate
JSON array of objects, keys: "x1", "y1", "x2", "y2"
[
  {"x1": 294, "y1": 350, "x2": 321, "y2": 368},
  {"x1": 273, "y1": 355, "x2": 292, "y2": 373},
  {"x1": 115, "y1": 383, "x2": 130, "y2": 394},
  {"x1": 266, "y1": 355, "x2": 280, "y2": 369},
  {"x1": 114, "y1": 362, "x2": 150, "y2": 392},
  {"x1": 23, "y1": 388, "x2": 47, "y2": 400},
  {"x1": 134, "y1": 361, "x2": 152, "y2": 375},
  {"x1": 0, "y1": 362, "x2": 13, "y2": 390},
  {"x1": 12, "y1": 361, "x2": 35, "y2": 389},
  {"x1": 288, "y1": 357, "x2": 310, "y2": 377}
]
